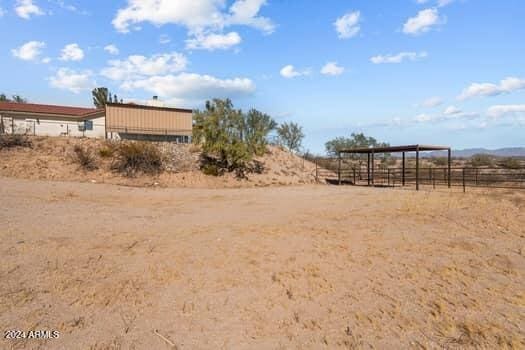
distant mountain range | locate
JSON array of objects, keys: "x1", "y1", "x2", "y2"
[{"x1": 424, "y1": 147, "x2": 525, "y2": 158}]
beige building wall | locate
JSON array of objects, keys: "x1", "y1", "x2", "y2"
[
  {"x1": 0, "y1": 115, "x2": 105, "y2": 138},
  {"x1": 105, "y1": 104, "x2": 192, "y2": 136}
]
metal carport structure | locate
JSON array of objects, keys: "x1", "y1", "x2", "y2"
[{"x1": 338, "y1": 145, "x2": 452, "y2": 190}]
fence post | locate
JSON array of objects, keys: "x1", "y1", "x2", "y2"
[
  {"x1": 387, "y1": 168, "x2": 390, "y2": 187},
  {"x1": 353, "y1": 167, "x2": 356, "y2": 185},
  {"x1": 12, "y1": 118, "x2": 14, "y2": 134},
  {"x1": 462, "y1": 168, "x2": 466, "y2": 193},
  {"x1": 34, "y1": 120, "x2": 36, "y2": 136},
  {"x1": 433, "y1": 168, "x2": 436, "y2": 189},
  {"x1": 475, "y1": 168, "x2": 478, "y2": 186}
]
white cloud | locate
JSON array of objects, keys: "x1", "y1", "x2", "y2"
[
  {"x1": 444, "y1": 105, "x2": 461, "y2": 115},
  {"x1": 370, "y1": 51, "x2": 427, "y2": 64},
  {"x1": 0, "y1": 7, "x2": 5, "y2": 16},
  {"x1": 280, "y1": 65, "x2": 310, "y2": 79},
  {"x1": 420, "y1": 96, "x2": 443, "y2": 108},
  {"x1": 121, "y1": 73, "x2": 255, "y2": 104},
  {"x1": 403, "y1": 8, "x2": 442, "y2": 35},
  {"x1": 48, "y1": 0, "x2": 88, "y2": 14},
  {"x1": 414, "y1": 113, "x2": 433, "y2": 122},
  {"x1": 487, "y1": 105, "x2": 525, "y2": 119},
  {"x1": 413, "y1": 110, "x2": 479, "y2": 124},
  {"x1": 186, "y1": 31, "x2": 241, "y2": 50},
  {"x1": 112, "y1": 0, "x2": 274, "y2": 34},
  {"x1": 41, "y1": 57, "x2": 51, "y2": 63},
  {"x1": 11, "y1": 41, "x2": 46, "y2": 61},
  {"x1": 159, "y1": 34, "x2": 171, "y2": 44},
  {"x1": 334, "y1": 11, "x2": 360, "y2": 39},
  {"x1": 49, "y1": 68, "x2": 95, "y2": 93},
  {"x1": 228, "y1": 0, "x2": 274, "y2": 33},
  {"x1": 320, "y1": 62, "x2": 344, "y2": 76},
  {"x1": 458, "y1": 77, "x2": 525, "y2": 100},
  {"x1": 437, "y1": 0, "x2": 455, "y2": 7},
  {"x1": 104, "y1": 44, "x2": 119, "y2": 55},
  {"x1": 101, "y1": 52, "x2": 188, "y2": 81},
  {"x1": 15, "y1": 0, "x2": 44, "y2": 19},
  {"x1": 59, "y1": 43, "x2": 84, "y2": 61}
]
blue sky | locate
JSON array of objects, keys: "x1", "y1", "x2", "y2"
[{"x1": 1, "y1": 0, "x2": 524, "y2": 153}]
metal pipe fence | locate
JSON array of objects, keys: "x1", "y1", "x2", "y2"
[{"x1": 309, "y1": 156, "x2": 525, "y2": 191}]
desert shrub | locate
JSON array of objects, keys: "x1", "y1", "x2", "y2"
[
  {"x1": 193, "y1": 99, "x2": 253, "y2": 176},
  {"x1": 470, "y1": 154, "x2": 493, "y2": 167},
  {"x1": 0, "y1": 134, "x2": 32, "y2": 149},
  {"x1": 99, "y1": 148, "x2": 113, "y2": 158},
  {"x1": 112, "y1": 141, "x2": 163, "y2": 176},
  {"x1": 201, "y1": 162, "x2": 223, "y2": 176},
  {"x1": 98, "y1": 143, "x2": 115, "y2": 158},
  {"x1": 431, "y1": 157, "x2": 448, "y2": 166},
  {"x1": 276, "y1": 122, "x2": 304, "y2": 153},
  {"x1": 244, "y1": 109, "x2": 277, "y2": 156},
  {"x1": 73, "y1": 145, "x2": 98, "y2": 170},
  {"x1": 498, "y1": 157, "x2": 521, "y2": 169},
  {"x1": 325, "y1": 132, "x2": 389, "y2": 157}
]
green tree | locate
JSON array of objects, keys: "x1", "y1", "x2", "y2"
[
  {"x1": 325, "y1": 132, "x2": 389, "y2": 156},
  {"x1": 0, "y1": 94, "x2": 28, "y2": 103},
  {"x1": 11, "y1": 95, "x2": 27, "y2": 103},
  {"x1": 92, "y1": 87, "x2": 109, "y2": 108},
  {"x1": 243, "y1": 109, "x2": 277, "y2": 156},
  {"x1": 276, "y1": 122, "x2": 304, "y2": 153},
  {"x1": 193, "y1": 99, "x2": 251, "y2": 173}
]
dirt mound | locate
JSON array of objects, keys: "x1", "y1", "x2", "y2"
[{"x1": 0, "y1": 136, "x2": 318, "y2": 188}]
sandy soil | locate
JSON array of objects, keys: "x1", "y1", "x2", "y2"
[
  {"x1": 0, "y1": 137, "x2": 319, "y2": 188},
  {"x1": 1, "y1": 177, "x2": 524, "y2": 349}
]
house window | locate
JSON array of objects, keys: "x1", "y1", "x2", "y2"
[{"x1": 79, "y1": 120, "x2": 93, "y2": 131}]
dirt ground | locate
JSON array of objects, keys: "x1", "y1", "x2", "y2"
[{"x1": 1, "y1": 177, "x2": 524, "y2": 349}]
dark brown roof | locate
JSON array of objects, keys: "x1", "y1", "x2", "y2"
[
  {"x1": 339, "y1": 144, "x2": 451, "y2": 154},
  {"x1": 0, "y1": 101, "x2": 104, "y2": 119}
]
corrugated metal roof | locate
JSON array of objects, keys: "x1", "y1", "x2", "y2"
[{"x1": 0, "y1": 101, "x2": 104, "y2": 118}]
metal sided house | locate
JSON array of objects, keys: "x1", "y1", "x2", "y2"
[
  {"x1": 105, "y1": 102, "x2": 193, "y2": 143},
  {"x1": 0, "y1": 102, "x2": 105, "y2": 137}
]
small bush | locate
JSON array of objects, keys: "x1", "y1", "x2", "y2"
[
  {"x1": 431, "y1": 157, "x2": 448, "y2": 166},
  {"x1": 98, "y1": 145, "x2": 115, "y2": 158},
  {"x1": 112, "y1": 141, "x2": 163, "y2": 176},
  {"x1": 202, "y1": 163, "x2": 222, "y2": 176},
  {"x1": 73, "y1": 145, "x2": 98, "y2": 170},
  {"x1": 0, "y1": 134, "x2": 32, "y2": 149},
  {"x1": 499, "y1": 157, "x2": 521, "y2": 169},
  {"x1": 470, "y1": 154, "x2": 493, "y2": 167}
]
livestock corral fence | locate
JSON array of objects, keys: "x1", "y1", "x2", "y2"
[{"x1": 311, "y1": 158, "x2": 525, "y2": 191}]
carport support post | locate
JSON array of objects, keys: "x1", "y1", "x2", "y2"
[
  {"x1": 416, "y1": 146, "x2": 420, "y2": 191},
  {"x1": 367, "y1": 153, "x2": 370, "y2": 185},
  {"x1": 371, "y1": 152, "x2": 375, "y2": 185},
  {"x1": 315, "y1": 158, "x2": 318, "y2": 182},
  {"x1": 338, "y1": 154, "x2": 342, "y2": 185},
  {"x1": 447, "y1": 148, "x2": 452, "y2": 188},
  {"x1": 402, "y1": 152, "x2": 406, "y2": 186}
]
